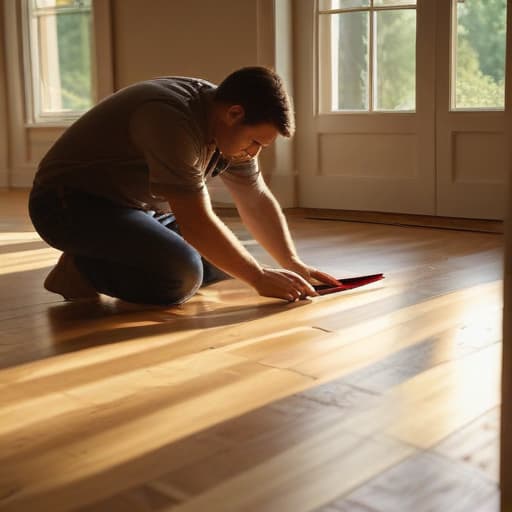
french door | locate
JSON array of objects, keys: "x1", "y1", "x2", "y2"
[{"x1": 295, "y1": 0, "x2": 508, "y2": 219}]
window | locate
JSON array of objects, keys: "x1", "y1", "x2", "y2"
[
  {"x1": 318, "y1": 0, "x2": 417, "y2": 113},
  {"x1": 451, "y1": 0, "x2": 507, "y2": 110},
  {"x1": 23, "y1": 0, "x2": 94, "y2": 123}
]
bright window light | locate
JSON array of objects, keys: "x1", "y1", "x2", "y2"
[
  {"x1": 451, "y1": 0, "x2": 507, "y2": 110},
  {"x1": 318, "y1": 0, "x2": 417, "y2": 113},
  {"x1": 24, "y1": 0, "x2": 94, "y2": 123}
]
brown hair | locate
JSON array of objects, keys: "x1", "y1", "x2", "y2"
[{"x1": 215, "y1": 66, "x2": 295, "y2": 137}]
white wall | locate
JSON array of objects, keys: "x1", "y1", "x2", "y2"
[
  {"x1": 111, "y1": 0, "x2": 295, "y2": 206},
  {"x1": 0, "y1": 0, "x2": 296, "y2": 206},
  {"x1": 112, "y1": 0, "x2": 259, "y2": 88}
]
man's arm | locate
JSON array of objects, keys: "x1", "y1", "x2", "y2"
[
  {"x1": 130, "y1": 103, "x2": 316, "y2": 302},
  {"x1": 151, "y1": 183, "x2": 317, "y2": 301},
  {"x1": 222, "y1": 172, "x2": 297, "y2": 266},
  {"x1": 221, "y1": 172, "x2": 340, "y2": 286}
]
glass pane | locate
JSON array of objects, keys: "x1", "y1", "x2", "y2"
[
  {"x1": 453, "y1": 0, "x2": 507, "y2": 109},
  {"x1": 374, "y1": 0, "x2": 416, "y2": 6},
  {"x1": 374, "y1": 9, "x2": 416, "y2": 111},
  {"x1": 34, "y1": 0, "x2": 91, "y2": 9},
  {"x1": 37, "y1": 12, "x2": 93, "y2": 113},
  {"x1": 331, "y1": 12, "x2": 369, "y2": 110},
  {"x1": 319, "y1": 0, "x2": 370, "y2": 10}
]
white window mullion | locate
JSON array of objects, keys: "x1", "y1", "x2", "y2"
[
  {"x1": 331, "y1": 13, "x2": 339, "y2": 110},
  {"x1": 369, "y1": 6, "x2": 375, "y2": 111}
]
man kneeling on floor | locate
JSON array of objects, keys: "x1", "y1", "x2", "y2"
[{"x1": 29, "y1": 66, "x2": 339, "y2": 305}]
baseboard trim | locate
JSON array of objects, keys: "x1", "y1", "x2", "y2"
[{"x1": 291, "y1": 208, "x2": 504, "y2": 234}]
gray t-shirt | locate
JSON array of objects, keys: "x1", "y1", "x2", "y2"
[{"x1": 34, "y1": 77, "x2": 258, "y2": 211}]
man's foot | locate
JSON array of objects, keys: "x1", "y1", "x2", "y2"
[{"x1": 44, "y1": 253, "x2": 100, "y2": 300}]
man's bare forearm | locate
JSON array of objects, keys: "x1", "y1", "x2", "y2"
[
  {"x1": 155, "y1": 184, "x2": 264, "y2": 286},
  {"x1": 235, "y1": 187, "x2": 300, "y2": 268},
  {"x1": 179, "y1": 209, "x2": 264, "y2": 285}
]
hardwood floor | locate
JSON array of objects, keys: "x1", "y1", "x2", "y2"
[{"x1": 0, "y1": 189, "x2": 503, "y2": 512}]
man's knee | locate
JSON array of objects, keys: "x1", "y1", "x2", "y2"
[
  {"x1": 139, "y1": 242, "x2": 204, "y2": 305},
  {"x1": 166, "y1": 251, "x2": 203, "y2": 304},
  {"x1": 76, "y1": 250, "x2": 204, "y2": 305}
]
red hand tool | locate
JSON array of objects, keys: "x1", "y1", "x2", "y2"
[{"x1": 314, "y1": 273, "x2": 384, "y2": 295}]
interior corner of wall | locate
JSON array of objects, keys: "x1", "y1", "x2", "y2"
[
  {"x1": 268, "y1": 171, "x2": 297, "y2": 208},
  {"x1": 0, "y1": 169, "x2": 8, "y2": 188},
  {"x1": 10, "y1": 166, "x2": 36, "y2": 188}
]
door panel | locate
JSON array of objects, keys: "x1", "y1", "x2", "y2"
[
  {"x1": 435, "y1": 1, "x2": 508, "y2": 219},
  {"x1": 296, "y1": 0, "x2": 508, "y2": 219},
  {"x1": 296, "y1": 0, "x2": 436, "y2": 214}
]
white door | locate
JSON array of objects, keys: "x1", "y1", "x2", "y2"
[
  {"x1": 436, "y1": 0, "x2": 508, "y2": 219},
  {"x1": 295, "y1": 0, "x2": 508, "y2": 219}
]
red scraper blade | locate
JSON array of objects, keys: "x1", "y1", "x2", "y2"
[{"x1": 314, "y1": 273, "x2": 384, "y2": 296}]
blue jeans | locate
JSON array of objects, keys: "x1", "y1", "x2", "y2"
[{"x1": 28, "y1": 185, "x2": 230, "y2": 305}]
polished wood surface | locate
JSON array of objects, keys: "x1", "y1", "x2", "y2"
[{"x1": 0, "y1": 190, "x2": 503, "y2": 511}]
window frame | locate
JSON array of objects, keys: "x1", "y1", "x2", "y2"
[
  {"x1": 21, "y1": 0, "x2": 96, "y2": 125},
  {"x1": 317, "y1": 0, "x2": 417, "y2": 114}
]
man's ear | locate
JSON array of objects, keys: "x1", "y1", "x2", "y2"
[{"x1": 226, "y1": 105, "x2": 245, "y2": 125}]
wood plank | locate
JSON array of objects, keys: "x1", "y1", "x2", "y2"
[
  {"x1": 435, "y1": 407, "x2": 500, "y2": 483},
  {"x1": 0, "y1": 361, "x2": 312, "y2": 511},
  {"x1": 292, "y1": 283, "x2": 502, "y2": 381},
  {"x1": 0, "y1": 190, "x2": 504, "y2": 512},
  {"x1": 75, "y1": 484, "x2": 179, "y2": 512},
  {"x1": 386, "y1": 344, "x2": 501, "y2": 448},
  {"x1": 156, "y1": 403, "x2": 348, "y2": 498},
  {"x1": 334, "y1": 344, "x2": 501, "y2": 448},
  {"x1": 0, "y1": 277, "x2": 395, "y2": 369},
  {"x1": 0, "y1": 351, "x2": 255, "y2": 438},
  {"x1": 166, "y1": 432, "x2": 414, "y2": 512},
  {"x1": 328, "y1": 451, "x2": 497, "y2": 512}
]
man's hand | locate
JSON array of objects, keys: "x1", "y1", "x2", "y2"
[
  {"x1": 251, "y1": 268, "x2": 319, "y2": 302},
  {"x1": 284, "y1": 258, "x2": 340, "y2": 287},
  {"x1": 223, "y1": 175, "x2": 341, "y2": 292}
]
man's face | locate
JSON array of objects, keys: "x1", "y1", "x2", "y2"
[{"x1": 215, "y1": 105, "x2": 279, "y2": 161}]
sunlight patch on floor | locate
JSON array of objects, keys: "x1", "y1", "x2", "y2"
[
  {"x1": 0, "y1": 231, "x2": 42, "y2": 246},
  {"x1": 0, "y1": 247, "x2": 58, "y2": 274}
]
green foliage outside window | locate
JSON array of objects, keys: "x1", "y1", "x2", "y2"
[
  {"x1": 336, "y1": 10, "x2": 416, "y2": 111},
  {"x1": 55, "y1": 10, "x2": 93, "y2": 111},
  {"x1": 333, "y1": 0, "x2": 506, "y2": 111},
  {"x1": 455, "y1": 0, "x2": 506, "y2": 109},
  {"x1": 374, "y1": 10, "x2": 415, "y2": 110},
  {"x1": 337, "y1": 13, "x2": 368, "y2": 110}
]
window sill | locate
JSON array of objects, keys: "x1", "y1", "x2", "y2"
[{"x1": 25, "y1": 121, "x2": 75, "y2": 128}]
